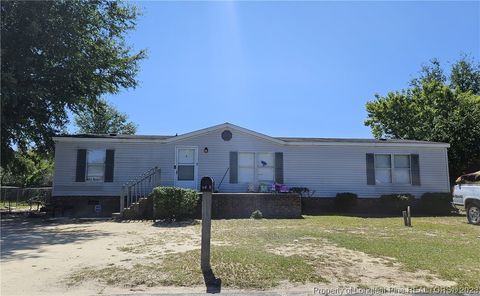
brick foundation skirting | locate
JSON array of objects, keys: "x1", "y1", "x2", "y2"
[
  {"x1": 51, "y1": 195, "x2": 430, "y2": 218},
  {"x1": 195, "y1": 193, "x2": 302, "y2": 219},
  {"x1": 301, "y1": 197, "x2": 422, "y2": 215},
  {"x1": 51, "y1": 196, "x2": 119, "y2": 218}
]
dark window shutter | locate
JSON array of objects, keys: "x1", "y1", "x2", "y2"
[
  {"x1": 411, "y1": 154, "x2": 420, "y2": 185},
  {"x1": 76, "y1": 149, "x2": 87, "y2": 182},
  {"x1": 275, "y1": 152, "x2": 284, "y2": 184},
  {"x1": 229, "y1": 151, "x2": 238, "y2": 184},
  {"x1": 366, "y1": 153, "x2": 375, "y2": 185},
  {"x1": 104, "y1": 149, "x2": 115, "y2": 182}
]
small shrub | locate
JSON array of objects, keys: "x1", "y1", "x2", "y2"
[
  {"x1": 334, "y1": 192, "x2": 358, "y2": 212},
  {"x1": 151, "y1": 187, "x2": 199, "y2": 221},
  {"x1": 250, "y1": 209, "x2": 263, "y2": 219},
  {"x1": 379, "y1": 193, "x2": 415, "y2": 214},
  {"x1": 289, "y1": 187, "x2": 315, "y2": 197},
  {"x1": 420, "y1": 192, "x2": 454, "y2": 215}
]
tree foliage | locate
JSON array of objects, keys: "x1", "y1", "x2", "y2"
[
  {"x1": 1, "y1": 0, "x2": 145, "y2": 167},
  {"x1": 0, "y1": 151, "x2": 53, "y2": 187},
  {"x1": 74, "y1": 99, "x2": 137, "y2": 134},
  {"x1": 365, "y1": 57, "x2": 480, "y2": 182}
]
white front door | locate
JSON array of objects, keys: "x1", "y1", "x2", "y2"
[{"x1": 174, "y1": 147, "x2": 198, "y2": 189}]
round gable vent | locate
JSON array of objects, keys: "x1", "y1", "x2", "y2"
[{"x1": 221, "y1": 130, "x2": 232, "y2": 141}]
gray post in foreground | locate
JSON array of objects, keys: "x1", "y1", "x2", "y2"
[
  {"x1": 403, "y1": 206, "x2": 412, "y2": 227},
  {"x1": 201, "y1": 191, "x2": 212, "y2": 272},
  {"x1": 407, "y1": 206, "x2": 412, "y2": 227},
  {"x1": 199, "y1": 176, "x2": 221, "y2": 292}
]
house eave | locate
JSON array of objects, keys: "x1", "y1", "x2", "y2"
[
  {"x1": 53, "y1": 122, "x2": 449, "y2": 148},
  {"x1": 52, "y1": 136, "x2": 450, "y2": 148},
  {"x1": 285, "y1": 141, "x2": 450, "y2": 148}
]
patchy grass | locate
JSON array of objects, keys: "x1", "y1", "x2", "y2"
[
  {"x1": 313, "y1": 216, "x2": 480, "y2": 288},
  {"x1": 69, "y1": 246, "x2": 325, "y2": 289},
  {"x1": 68, "y1": 216, "x2": 480, "y2": 289},
  {"x1": 213, "y1": 216, "x2": 480, "y2": 288}
]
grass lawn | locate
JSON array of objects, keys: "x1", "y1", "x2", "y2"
[
  {"x1": 69, "y1": 216, "x2": 480, "y2": 290},
  {"x1": 0, "y1": 201, "x2": 35, "y2": 210}
]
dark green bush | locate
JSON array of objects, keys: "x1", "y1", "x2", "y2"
[
  {"x1": 289, "y1": 187, "x2": 315, "y2": 197},
  {"x1": 334, "y1": 192, "x2": 358, "y2": 212},
  {"x1": 379, "y1": 193, "x2": 415, "y2": 214},
  {"x1": 250, "y1": 209, "x2": 263, "y2": 219},
  {"x1": 151, "y1": 187, "x2": 199, "y2": 220},
  {"x1": 420, "y1": 192, "x2": 454, "y2": 215}
]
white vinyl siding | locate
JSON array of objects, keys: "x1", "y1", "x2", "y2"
[
  {"x1": 52, "y1": 127, "x2": 450, "y2": 197},
  {"x1": 86, "y1": 149, "x2": 105, "y2": 182}
]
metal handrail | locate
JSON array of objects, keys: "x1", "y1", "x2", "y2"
[
  {"x1": 120, "y1": 166, "x2": 161, "y2": 212},
  {"x1": 217, "y1": 167, "x2": 229, "y2": 191}
]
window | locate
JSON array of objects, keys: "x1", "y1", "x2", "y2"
[
  {"x1": 375, "y1": 154, "x2": 392, "y2": 184},
  {"x1": 374, "y1": 154, "x2": 412, "y2": 184},
  {"x1": 393, "y1": 155, "x2": 411, "y2": 184},
  {"x1": 177, "y1": 148, "x2": 195, "y2": 181},
  {"x1": 238, "y1": 152, "x2": 254, "y2": 183},
  {"x1": 86, "y1": 149, "x2": 105, "y2": 181},
  {"x1": 257, "y1": 152, "x2": 275, "y2": 182}
]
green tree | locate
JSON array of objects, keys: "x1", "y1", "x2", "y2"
[
  {"x1": 365, "y1": 57, "x2": 480, "y2": 182},
  {"x1": 1, "y1": 0, "x2": 146, "y2": 167},
  {"x1": 0, "y1": 151, "x2": 54, "y2": 187},
  {"x1": 74, "y1": 99, "x2": 137, "y2": 134},
  {"x1": 450, "y1": 56, "x2": 480, "y2": 94}
]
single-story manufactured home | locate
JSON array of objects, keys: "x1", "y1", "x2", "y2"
[{"x1": 52, "y1": 123, "x2": 451, "y2": 216}]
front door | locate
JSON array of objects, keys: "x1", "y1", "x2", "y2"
[{"x1": 174, "y1": 147, "x2": 198, "y2": 189}]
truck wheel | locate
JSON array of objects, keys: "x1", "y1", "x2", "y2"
[{"x1": 466, "y1": 203, "x2": 480, "y2": 225}]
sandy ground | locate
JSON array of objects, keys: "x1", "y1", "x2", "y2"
[
  {"x1": 0, "y1": 218, "x2": 455, "y2": 296},
  {"x1": 1, "y1": 218, "x2": 209, "y2": 296},
  {"x1": 269, "y1": 239, "x2": 455, "y2": 288}
]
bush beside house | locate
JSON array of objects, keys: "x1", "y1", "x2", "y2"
[
  {"x1": 379, "y1": 193, "x2": 415, "y2": 215},
  {"x1": 151, "y1": 187, "x2": 199, "y2": 221},
  {"x1": 419, "y1": 192, "x2": 454, "y2": 215},
  {"x1": 250, "y1": 209, "x2": 263, "y2": 219}
]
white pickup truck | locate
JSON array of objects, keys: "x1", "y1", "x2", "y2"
[{"x1": 452, "y1": 171, "x2": 480, "y2": 225}]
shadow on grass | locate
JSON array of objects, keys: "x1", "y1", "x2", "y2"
[
  {"x1": 151, "y1": 219, "x2": 200, "y2": 228},
  {"x1": 202, "y1": 268, "x2": 221, "y2": 293},
  {"x1": 0, "y1": 217, "x2": 111, "y2": 262}
]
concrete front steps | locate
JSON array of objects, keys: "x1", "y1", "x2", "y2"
[{"x1": 112, "y1": 196, "x2": 153, "y2": 220}]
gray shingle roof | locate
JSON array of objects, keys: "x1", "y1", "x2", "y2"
[
  {"x1": 55, "y1": 134, "x2": 446, "y2": 145},
  {"x1": 275, "y1": 137, "x2": 446, "y2": 144},
  {"x1": 54, "y1": 134, "x2": 174, "y2": 140}
]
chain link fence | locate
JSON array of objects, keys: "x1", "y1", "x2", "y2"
[{"x1": 0, "y1": 187, "x2": 52, "y2": 212}]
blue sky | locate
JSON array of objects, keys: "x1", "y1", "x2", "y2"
[{"x1": 98, "y1": 1, "x2": 479, "y2": 138}]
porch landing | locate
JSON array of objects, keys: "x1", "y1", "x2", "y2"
[{"x1": 201, "y1": 192, "x2": 301, "y2": 219}]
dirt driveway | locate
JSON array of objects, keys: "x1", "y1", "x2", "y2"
[{"x1": 1, "y1": 218, "x2": 207, "y2": 295}]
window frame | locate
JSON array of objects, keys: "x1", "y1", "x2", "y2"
[
  {"x1": 237, "y1": 152, "x2": 277, "y2": 184},
  {"x1": 86, "y1": 149, "x2": 106, "y2": 182},
  {"x1": 392, "y1": 154, "x2": 412, "y2": 185},
  {"x1": 374, "y1": 153, "x2": 412, "y2": 185},
  {"x1": 238, "y1": 152, "x2": 255, "y2": 183},
  {"x1": 374, "y1": 154, "x2": 392, "y2": 184},
  {"x1": 256, "y1": 152, "x2": 275, "y2": 183}
]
